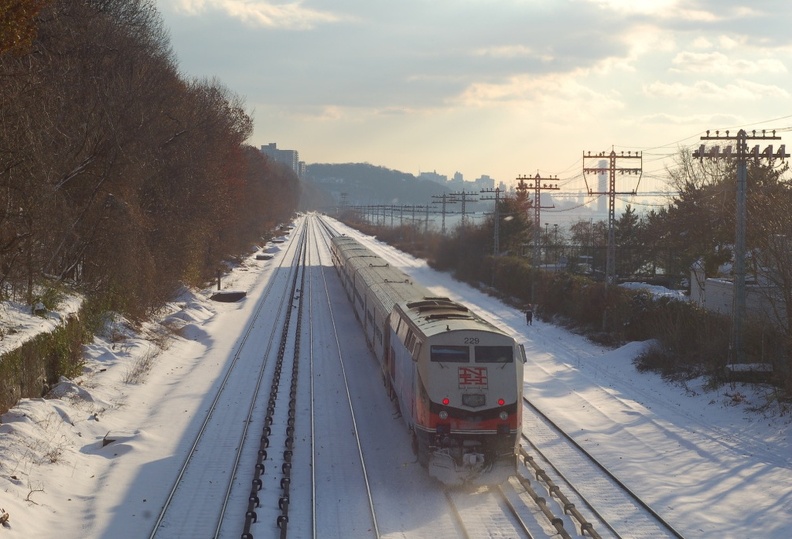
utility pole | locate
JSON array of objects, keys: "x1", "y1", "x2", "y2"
[
  {"x1": 582, "y1": 149, "x2": 642, "y2": 286},
  {"x1": 450, "y1": 189, "x2": 478, "y2": 228},
  {"x1": 693, "y1": 129, "x2": 788, "y2": 366},
  {"x1": 516, "y1": 173, "x2": 559, "y2": 304},
  {"x1": 480, "y1": 187, "x2": 503, "y2": 256},
  {"x1": 431, "y1": 193, "x2": 457, "y2": 234}
]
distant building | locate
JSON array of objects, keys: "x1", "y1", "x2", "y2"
[
  {"x1": 418, "y1": 170, "x2": 496, "y2": 191},
  {"x1": 261, "y1": 143, "x2": 301, "y2": 176},
  {"x1": 473, "y1": 175, "x2": 495, "y2": 190},
  {"x1": 448, "y1": 171, "x2": 465, "y2": 189},
  {"x1": 418, "y1": 170, "x2": 448, "y2": 185}
]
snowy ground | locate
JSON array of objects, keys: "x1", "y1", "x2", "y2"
[{"x1": 1, "y1": 215, "x2": 790, "y2": 538}]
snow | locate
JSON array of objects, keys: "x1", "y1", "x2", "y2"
[
  {"x1": 1, "y1": 216, "x2": 790, "y2": 538},
  {"x1": 618, "y1": 281, "x2": 689, "y2": 300}
]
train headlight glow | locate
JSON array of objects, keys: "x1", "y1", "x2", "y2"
[
  {"x1": 439, "y1": 411, "x2": 449, "y2": 420},
  {"x1": 499, "y1": 411, "x2": 508, "y2": 420}
]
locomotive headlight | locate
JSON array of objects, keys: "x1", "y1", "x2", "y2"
[
  {"x1": 439, "y1": 411, "x2": 449, "y2": 420},
  {"x1": 499, "y1": 411, "x2": 508, "y2": 421}
]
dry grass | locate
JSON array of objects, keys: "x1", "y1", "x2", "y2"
[{"x1": 122, "y1": 345, "x2": 159, "y2": 385}]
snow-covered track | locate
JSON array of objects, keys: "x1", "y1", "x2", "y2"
[
  {"x1": 148, "y1": 222, "x2": 309, "y2": 538},
  {"x1": 240, "y1": 228, "x2": 310, "y2": 538},
  {"x1": 445, "y1": 485, "x2": 537, "y2": 538},
  {"x1": 521, "y1": 397, "x2": 686, "y2": 539},
  {"x1": 307, "y1": 215, "x2": 380, "y2": 538}
]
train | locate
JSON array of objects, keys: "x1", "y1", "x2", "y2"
[{"x1": 330, "y1": 234, "x2": 525, "y2": 486}]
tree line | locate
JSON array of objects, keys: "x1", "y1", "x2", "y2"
[{"x1": 1, "y1": 0, "x2": 300, "y2": 319}]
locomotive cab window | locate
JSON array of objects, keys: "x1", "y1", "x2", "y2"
[
  {"x1": 405, "y1": 330, "x2": 416, "y2": 351},
  {"x1": 430, "y1": 345, "x2": 470, "y2": 362},
  {"x1": 474, "y1": 345, "x2": 513, "y2": 363}
]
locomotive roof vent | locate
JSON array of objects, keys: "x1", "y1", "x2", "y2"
[
  {"x1": 406, "y1": 297, "x2": 468, "y2": 313},
  {"x1": 426, "y1": 313, "x2": 474, "y2": 321}
]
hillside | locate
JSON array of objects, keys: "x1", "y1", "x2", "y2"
[{"x1": 305, "y1": 163, "x2": 452, "y2": 207}]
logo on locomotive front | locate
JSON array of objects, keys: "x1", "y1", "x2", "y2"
[{"x1": 458, "y1": 367, "x2": 488, "y2": 388}]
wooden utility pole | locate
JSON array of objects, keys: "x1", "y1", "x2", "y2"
[
  {"x1": 582, "y1": 150, "x2": 642, "y2": 286},
  {"x1": 693, "y1": 129, "x2": 788, "y2": 366}
]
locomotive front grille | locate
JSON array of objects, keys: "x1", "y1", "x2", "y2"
[{"x1": 462, "y1": 393, "x2": 486, "y2": 408}]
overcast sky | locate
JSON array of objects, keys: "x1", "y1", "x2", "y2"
[{"x1": 156, "y1": 1, "x2": 792, "y2": 195}]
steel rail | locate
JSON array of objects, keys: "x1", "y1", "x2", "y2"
[
  {"x1": 522, "y1": 396, "x2": 686, "y2": 538},
  {"x1": 311, "y1": 214, "x2": 381, "y2": 537},
  {"x1": 149, "y1": 221, "x2": 306, "y2": 538}
]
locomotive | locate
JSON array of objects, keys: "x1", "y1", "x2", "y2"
[{"x1": 330, "y1": 235, "x2": 525, "y2": 485}]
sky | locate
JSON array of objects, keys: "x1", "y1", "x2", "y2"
[
  {"x1": 1, "y1": 214, "x2": 791, "y2": 537},
  {"x1": 155, "y1": 0, "x2": 792, "y2": 199}
]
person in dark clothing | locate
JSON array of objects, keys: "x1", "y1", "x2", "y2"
[{"x1": 525, "y1": 305, "x2": 533, "y2": 325}]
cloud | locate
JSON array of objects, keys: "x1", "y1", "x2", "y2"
[
  {"x1": 456, "y1": 71, "x2": 624, "y2": 116},
  {"x1": 596, "y1": 24, "x2": 676, "y2": 74},
  {"x1": 472, "y1": 45, "x2": 554, "y2": 63},
  {"x1": 643, "y1": 80, "x2": 789, "y2": 100},
  {"x1": 671, "y1": 51, "x2": 787, "y2": 76},
  {"x1": 639, "y1": 112, "x2": 740, "y2": 126},
  {"x1": 172, "y1": 0, "x2": 344, "y2": 29},
  {"x1": 585, "y1": 0, "x2": 719, "y2": 21}
]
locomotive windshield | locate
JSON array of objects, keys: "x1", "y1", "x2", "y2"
[
  {"x1": 430, "y1": 345, "x2": 469, "y2": 362},
  {"x1": 474, "y1": 345, "x2": 513, "y2": 363}
]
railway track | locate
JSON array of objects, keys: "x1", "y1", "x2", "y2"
[
  {"x1": 520, "y1": 396, "x2": 686, "y2": 539},
  {"x1": 308, "y1": 216, "x2": 379, "y2": 538},
  {"x1": 146, "y1": 215, "x2": 382, "y2": 538},
  {"x1": 144, "y1": 213, "x2": 694, "y2": 538},
  {"x1": 239, "y1": 224, "x2": 310, "y2": 538},
  {"x1": 148, "y1": 221, "x2": 309, "y2": 538}
]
